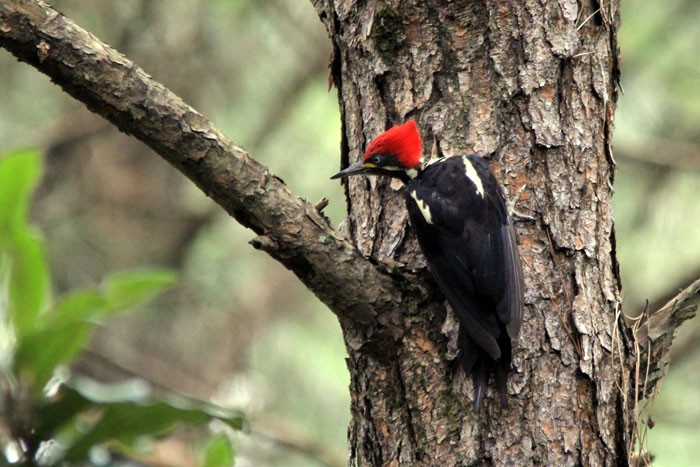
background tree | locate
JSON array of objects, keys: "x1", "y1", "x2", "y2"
[{"x1": 1, "y1": 0, "x2": 700, "y2": 465}]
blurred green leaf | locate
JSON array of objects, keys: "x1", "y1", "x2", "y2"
[
  {"x1": 203, "y1": 433, "x2": 235, "y2": 467},
  {"x1": 47, "y1": 289, "x2": 108, "y2": 326},
  {"x1": 35, "y1": 383, "x2": 94, "y2": 437},
  {"x1": 55, "y1": 379, "x2": 245, "y2": 462},
  {"x1": 6, "y1": 231, "x2": 50, "y2": 336},
  {"x1": 102, "y1": 269, "x2": 178, "y2": 312},
  {"x1": 0, "y1": 149, "x2": 49, "y2": 339},
  {"x1": 14, "y1": 322, "x2": 92, "y2": 392},
  {"x1": 0, "y1": 148, "x2": 41, "y2": 234},
  {"x1": 46, "y1": 269, "x2": 176, "y2": 326}
]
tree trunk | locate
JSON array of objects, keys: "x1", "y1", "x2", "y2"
[{"x1": 314, "y1": 1, "x2": 629, "y2": 465}]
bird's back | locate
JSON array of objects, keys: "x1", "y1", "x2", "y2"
[{"x1": 405, "y1": 154, "x2": 523, "y2": 410}]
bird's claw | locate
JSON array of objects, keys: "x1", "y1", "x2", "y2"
[{"x1": 505, "y1": 184, "x2": 535, "y2": 222}]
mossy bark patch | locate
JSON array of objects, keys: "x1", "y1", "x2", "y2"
[{"x1": 371, "y1": 8, "x2": 406, "y2": 62}]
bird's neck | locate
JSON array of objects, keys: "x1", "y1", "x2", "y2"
[{"x1": 400, "y1": 166, "x2": 419, "y2": 183}]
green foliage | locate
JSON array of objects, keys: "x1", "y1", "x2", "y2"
[
  {"x1": 0, "y1": 149, "x2": 243, "y2": 465},
  {"x1": 203, "y1": 433, "x2": 236, "y2": 467},
  {"x1": 54, "y1": 380, "x2": 243, "y2": 462},
  {"x1": 12, "y1": 268, "x2": 179, "y2": 393},
  {"x1": 0, "y1": 149, "x2": 49, "y2": 340}
]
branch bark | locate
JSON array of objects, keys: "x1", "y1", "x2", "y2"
[
  {"x1": 636, "y1": 277, "x2": 700, "y2": 397},
  {"x1": 0, "y1": 0, "x2": 407, "y2": 342}
]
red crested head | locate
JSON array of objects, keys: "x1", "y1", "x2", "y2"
[
  {"x1": 330, "y1": 120, "x2": 423, "y2": 181},
  {"x1": 364, "y1": 120, "x2": 423, "y2": 169}
]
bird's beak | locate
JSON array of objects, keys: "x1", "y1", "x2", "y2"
[{"x1": 330, "y1": 161, "x2": 374, "y2": 179}]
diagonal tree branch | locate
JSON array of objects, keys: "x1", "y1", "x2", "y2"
[{"x1": 0, "y1": 0, "x2": 405, "y2": 338}]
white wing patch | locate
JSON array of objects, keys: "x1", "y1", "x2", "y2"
[
  {"x1": 409, "y1": 190, "x2": 433, "y2": 225},
  {"x1": 462, "y1": 156, "x2": 484, "y2": 197}
]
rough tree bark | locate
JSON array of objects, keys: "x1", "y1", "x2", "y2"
[{"x1": 2, "y1": 0, "x2": 686, "y2": 465}]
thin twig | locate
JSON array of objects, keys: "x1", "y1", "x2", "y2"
[{"x1": 576, "y1": 2, "x2": 611, "y2": 31}]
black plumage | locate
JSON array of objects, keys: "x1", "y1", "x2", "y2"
[{"x1": 405, "y1": 154, "x2": 523, "y2": 411}]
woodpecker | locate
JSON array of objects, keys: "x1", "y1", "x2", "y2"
[{"x1": 331, "y1": 120, "x2": 524, "y2": 411}]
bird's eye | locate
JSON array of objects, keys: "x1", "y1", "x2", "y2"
[{"x1": 372, "y1": 156, "x2": 382, "y2": 165}]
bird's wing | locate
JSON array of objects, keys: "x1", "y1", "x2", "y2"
[{"x1": 406, "y1": 155, "x2": 523, "y2": 359}]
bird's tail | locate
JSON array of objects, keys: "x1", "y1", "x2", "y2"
[
  {"x1": 494, "y1": 329, "x2": 513, "y2": 408},
  {"x1": 458, "y1": 327, "x2": 512, "y2": 412}
]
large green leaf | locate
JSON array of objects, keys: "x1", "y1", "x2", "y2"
[{"x1": 0, "y1": 149, "x2": 49, "y2": 338}]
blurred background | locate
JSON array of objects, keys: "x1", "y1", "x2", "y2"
[{"x1": 0, "y1": 0, "x2": 698, "y2": 465}]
